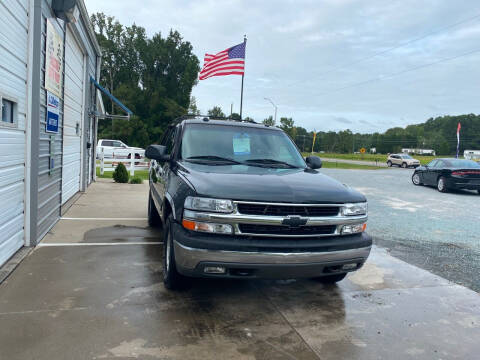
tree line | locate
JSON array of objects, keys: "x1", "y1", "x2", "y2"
[
  {"x1": 91, "y1": 14, "x2": 480, "y2": 155},
  {"x1": 281, "y1": 114, "x2": 480, "y2": 155}
]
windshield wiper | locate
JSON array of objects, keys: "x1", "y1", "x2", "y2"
[
  {"x1": 244, "y1": 158, "x2": 300, "y2": 168},
  {"x1": 185, "y1": 155, "x2": 243, "y2": 165}
]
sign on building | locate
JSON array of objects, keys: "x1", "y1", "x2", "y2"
[
  {"x1": 46, "y1": 91, "x2": 60, "y2": 133},
  {"x1": 45, "y1": 19, "x2": 64, "y2": 97}
]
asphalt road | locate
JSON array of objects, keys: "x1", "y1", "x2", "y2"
[{"x1": 323, "y1": 167, "x2": 480, "y2": 292}]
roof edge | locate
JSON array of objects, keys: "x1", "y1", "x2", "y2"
[{"x1": 77, "y1": 0, "x2": 102, "y2": 56}]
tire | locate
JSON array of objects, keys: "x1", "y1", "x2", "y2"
[
  {"x1": 477, "y1": 189, "x2": 480, "y2": 195},
  {"x1": 401, "y1": 162, "x2": 407, "y2": 168},
  {"x1": 387, "y1": 161, "x2": 392, "y2": 167},
  {"x1": 314, "y1": 273, "x2": 347, "y2": 284},
  {"x1": 437, "y1": 176, "x2": 448, "y2": 193},
  {"x1": 412, "y1": 173, "x2": 422, "y2": 186},
  {"x1": 148, "y1": 191, "x2": 162, "y2": 227},
  {"x1": 163, "y1": 215, "x2": 187, "y2": 290}
]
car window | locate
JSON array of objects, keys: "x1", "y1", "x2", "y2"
[
  {"x1": 435, "y1": 160, "x2": 444, "y2": 168},
  {"x1": 112, "y1": 141, "x2": 123, "y2": 147},
  {"x1": 102, "y1": 140, "x2": 113, "y2": 147},
  {"x1": 181, "y1": 124, "x2": 305, "y2": 167},
  {"x1": 427, "y1": 160, "x2": 438, "y2": 167},
  {"x1": 163, "y1": 128, "x2": 176, "y2": 154},
  {"x1": 445, "y1": 159, "x2": 480, "y2": 168}
]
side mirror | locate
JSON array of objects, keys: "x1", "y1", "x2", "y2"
[
  {"x1": 146, "y1": 145, "x2": 170, "y2": 162},
  {"x1": 305, "y1": 156, "x2": 322, "y2": 169}
]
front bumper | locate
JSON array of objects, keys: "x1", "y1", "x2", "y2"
[{"x1": 172, "y1": 222, "x2": 372, "y2": 279}]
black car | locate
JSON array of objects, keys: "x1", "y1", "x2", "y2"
[
  {"x1": 412, "y1": 158, "x2": 480, "y2": 193},
  {"x1": 146, "y1": 116, "x2": 371, "y2": 289}
]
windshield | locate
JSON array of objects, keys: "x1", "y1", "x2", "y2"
[
  {"x1": 444, "y1": 159, "x2": 480, "y2": 168},
  {"x1": 181, "y1": 123, "x2": 306, "y2": 168}
]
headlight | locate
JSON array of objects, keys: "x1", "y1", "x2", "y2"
[
  {"x1": 184, "y1": 196, "x2": 234, "y2": 213},
  {"x1": 342, "y1": 202, "x2": 367, "y2": 216},
  {"x1": 182, "y1": 219, "x2": 233, "y2": 234}
]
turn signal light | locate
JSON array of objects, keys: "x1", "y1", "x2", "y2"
[
  {"x1": 341, "y1": 223, "x2": 366, "y2": 234},
  {"x1": 182, "y1": 219, "x2": 233, "y2": 234}
]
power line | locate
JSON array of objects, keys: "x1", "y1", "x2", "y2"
[
  {"x1": 286, "y1": 12, "x2": 480, "y2": 88},
  {"x1": 307, "y1": 47, "x2": 480, "y2": 98}
]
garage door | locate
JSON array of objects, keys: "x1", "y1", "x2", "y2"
[
  {"x1": 0, "y1": 0, "x2": 28, "y2": 266},
  {"x1": 62, "y1": 28, "x2": 84, "y2": 204}
]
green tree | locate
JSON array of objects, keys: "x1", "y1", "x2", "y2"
[
  {"x1": 188, "y1": 96, "x2": 200, "y2": 115},
  {"x1": 230, "y1": 113, "x2": 241, "y2": 120},
  {"x1": 279, "y1": 117, "x2": 295, "y2": 138},
  {"x1": 90, "y1": 13, "x2": 200, "y2": 147},
  {"x1": 263, "y1": 116, "x2": 275, "y2": 126},
  {"x1": 208, "y1": 106, "x2": 225, "y2": 118}
]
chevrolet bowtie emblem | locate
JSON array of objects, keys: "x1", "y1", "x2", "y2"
[{"x1": 282, "y1": 215, "x2": 308, "y2": 227}]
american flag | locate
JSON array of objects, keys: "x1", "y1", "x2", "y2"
[{"x1": 199, "y1": 42, "x2": 246, "y2": 80}]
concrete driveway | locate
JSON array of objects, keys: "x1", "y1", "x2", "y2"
[{"x1": 0, "y1": 179, "x2": 479, "y2": 360}]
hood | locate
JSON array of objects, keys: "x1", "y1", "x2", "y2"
[{"x1": 177, "y1": 162, "x2": 366, "y2": 204}]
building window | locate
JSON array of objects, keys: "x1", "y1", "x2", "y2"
[{"x1": 1, "y1": 98, "x2": 15, "y2": 124}]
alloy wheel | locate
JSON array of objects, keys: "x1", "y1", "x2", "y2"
[
  {"x1": 412, "y1": 174, "x2": 421, "y2": 185},
  {"x1": 438, "y1": 177, "x2": 446, "y2": 192}
]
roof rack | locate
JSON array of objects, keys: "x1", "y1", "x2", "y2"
[{"x1": 171, "y1": 114, "x2": 257, "y2": 125}]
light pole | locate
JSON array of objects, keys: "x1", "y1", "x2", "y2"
[{"x1": 264, "y1": 97, "x2": 277, "y2": 124}]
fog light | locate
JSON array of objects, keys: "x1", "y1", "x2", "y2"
[
  {"x1": 341, "y1": 223, "x2": 366, "y2": 234},
  {"x1": 341, "y1": 263, "x2": 358, "y2": 270},
  {"x1": 182, "y1": 219, "x2": 233, "y2": 234},
  {"x1": 204, "y1": 266, "x2": 226, "y2": 274}
]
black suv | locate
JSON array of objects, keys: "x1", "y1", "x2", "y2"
[{"x1": 146, "y1": 116, "x2": 371, "y2": 289}]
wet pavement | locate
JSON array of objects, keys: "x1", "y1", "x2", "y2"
[
  {"x1": 0, "y1": 178, "x2": 479, "y2": 359},
  {"x1": 323, "y1": 168, "x2": 480, "y2": 291}
]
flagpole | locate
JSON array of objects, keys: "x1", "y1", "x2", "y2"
[{"x1": 240, "y1": 35, "x2": 247, "y2": 119}]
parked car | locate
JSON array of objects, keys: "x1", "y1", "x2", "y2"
[
  {"x1": 412, "y1": 158, "x2": 480, "y2": 193},
  {"x1": 96, "y1": 139, "x2": 145, "y2": 159},
  {"x1": 387, "y1": 154, "x2": 420, "y2": 168},
  {"x1": 146, "y1": 116, "x2": 371, "y2": 289}
]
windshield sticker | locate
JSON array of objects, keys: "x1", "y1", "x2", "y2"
[{"x1": 233, "y1": 133, "x2": 251, "y2": 155}]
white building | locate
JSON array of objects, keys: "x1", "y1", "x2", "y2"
[
  {"x1": 464, "y1": 150, "x2": 480, "y2": 161},
  {"x1": 0, "y1": 0, "x2": 129, "y2": 267},
  {"x1": 401, "y1": 148, "x2": 436, "y2": 156}
]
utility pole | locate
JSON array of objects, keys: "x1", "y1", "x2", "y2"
[
  {"x1": 264, "y1": 97, "x2": 277, "y2": 124},
  {"x1": 230, "y1": 103, "x2": 233, "y2": 117}
]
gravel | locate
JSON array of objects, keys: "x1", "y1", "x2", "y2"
[{"x1": 322, "y1": 167, "x2": 480, "y2": 292}]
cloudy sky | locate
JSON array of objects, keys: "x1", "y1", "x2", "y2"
[{"x1": 84, "y1": 0, "x2": 480, "y2": 133}]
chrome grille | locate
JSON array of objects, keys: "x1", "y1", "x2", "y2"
[
  {"x1": 239, "y1": 224, "x2": 336, "y2": 236},
  {"x1": 237, "y1": 203, "x2": 340, "y2": 217}
]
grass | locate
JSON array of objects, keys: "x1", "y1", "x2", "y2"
[
  {"x1": 320, "y1": 161, "x2": 379, "y2": 170},
  {"x1": 96, "y1": 167, "x2": 150, "y2": 181},
  {"x1": 304, "y1": 152, "x2": 444, "y2": 165}
]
